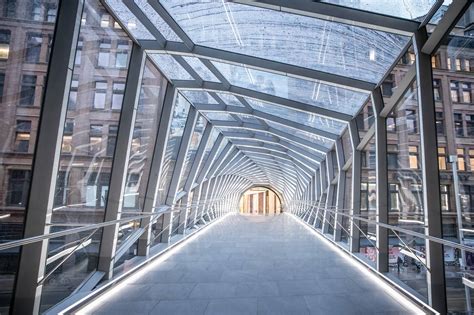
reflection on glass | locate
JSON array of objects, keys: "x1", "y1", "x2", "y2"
[
  {"x1": 41, "y1": 2, "x2": 131, "y2": 310},
  {"x1": 149, "y1": 53, "x2": 193, "y2": 80},
  {"x1": 161, "y1": 0, "x2": 409, "y2": 83},
  {"x1": 114, "y1": 59, "x2": 167, "y2": 268},
  {"x1": 0, "y1": 0, "x2": 58, "y2": 312},
  {"x1": 177, "y1": 115, "x2": 207, "y2": 192},
  {"x1": 212, "y1": 60, "x2": 369, "y2": 115}
]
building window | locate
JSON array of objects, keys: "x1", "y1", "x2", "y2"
[
  {"x1": 438, "y1": 147, "x2": 447, "y2": 170},
  {"x1": 86, "y1": 172, "x2": 110, "y2": 207},
  {"x1": 406, "y1": 109, "x2": 417, "y2": 133},
  {"x1": 436, "y1": 111, "x2": 444, "y2": 135},
  {"x1": 456, "y1": 58, "x2": 462, "y2": 71},
  {"x1": 451, "y1": 81, "x2": 460, "y2": 102},
  {"x1": 0, "y1": 72, "x2": 4, "y2": 102},
  {"x1": 25, "y1": 34, "x2": 42, "y2": 63},
  {"x1": 462, "y1": 82, "x2": 472, "y2": 103},
  {"x1": 62, "y1": 119, "x2": 74, "y2": 153},
  {"x1": 389, "y1": 184, "x2": 400, "y2": 212},
  {"x1": 112, "y1": 82, "x2": 124, "y2": 110},
  {"x1": 465, "y1": 59, "x2": 471, "y2": 72},
  {"x1": 97, "y1": 40, "x2": 111, "y2": 67},
  {"x1": 54, "y1": 171, "x2": 67, "y2": 207},
  {"x1": 89, "y1": 125, "x2": 102, "y2": 155},
  {"x1": 123, "y1": 173, "x2": 140, "y2": 208},
  {"x1": 381, "y1": 74, "x2": 394, "y2": 97},
  {"x1": 19, "y1": 75, "x2": 37, "y2": 106},
  {"x1": 69, "y1": 78, "x2": 78, "y2": 109},
  {"x1": 454, "y1": 113, "x2": 464, "y2": 137},
  {"x1": 433, "y1": 79, "x2": 441, "y2": 101},
  {"x1": 4, "y1": 0, "x2": 16, "y2": 18},
  {"x1": 14, "y1": 120, "x2": 31, "y2": 153},
  {"x1": 387, "y1": 145, "x2": 398, "y2": 169},
  {"x1": 45, "y1": 3, "x2": 56, "y2": 22},
  {"x1": 431, "y1": 55, "x2": 439, "y2": 68},
  {"x1": 115, "y1": 40, "x2": 129, "y2": 68},
  {"x1": 93, "y1": 81, "x2": 107, "y2": 109},
  {"x1": 467, "y1": 115, "x2": 474, "y2": 137},
  {"x1": 387, "y1": 116, "x2": 396, "y2": 133},
  {"x1": 458, "y1": 148, "x2": 466, "y2": 171},
  {"x1": 7, "y1": 170, "x2": 31, "y2": 206},
  {"x1": 470, "y1": 149, "x2": 474, "y2": 172},
  {"x1": 100, "y1": 14, "x2": 110, "y2": 27},
  {"x1": 440, "y1": 185, "x2": 449, "y2": 211},
  {"x1": 74, "y1": 39, "x2": 83, "y2": 66},
  {"x1": 447, "y1": 57, "x2": 452, "y2": 70},
  {"x1": 409, "y1": 146, "x2": 418, "y2": 169},
  {"x1": 106, "y1": 125, "x2": 118, "y2": 156},
  {"x1": 0, "y1": 30, "x2": 10, "y2": 60},
  {"x1": 31, "y1": 0, "x2": 41, "y2": 21}
]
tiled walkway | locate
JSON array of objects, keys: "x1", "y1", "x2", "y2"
[{"x1": 82, "y1": 214, "x2": 419, "y2": 314}]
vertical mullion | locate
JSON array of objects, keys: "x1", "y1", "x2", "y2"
[
  {"x1": 97, "y1": 43, "x2": 146, "y2": 279},
  {"x1": 349, "y1": 120, "x2": 361, "y2": 253},
  {"x1": 137, "y1": 84, "x2": 176, "y2": 255},
  {"x1": 414, "y1": 27, "x2": 447, "y2": 313},
  {"x1": 373, "y1": 87, "x2": 389, "y2": 273},
  {"x1": 12, "y1": 1, "x2": 84, "y2": 313},
  {"x1": 183, "y1": 124, "x2": 213, "y2": 192},
  {"x1": 334, "y1": 139, "x2": 346, "y2": 242}
]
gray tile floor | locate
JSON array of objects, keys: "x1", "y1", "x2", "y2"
[{"x1": 83, "y1": 214, "x2": 419, "y2": 315}]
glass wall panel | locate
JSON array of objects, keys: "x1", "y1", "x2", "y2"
[
  {"x1": 149, "y1": 53, "x2": 192, "y2": 80},
  {"x1": 160, "y1": 0, "x2": 409, "y2": 83},
  {"x1": 432, "y1": 8, "x2": 474, "y2": 312},
  {"x1": 385, "y1": 83, "x2": 428, "y2": 303},
  {"x1": 151, "y1": 93, "x2": 190, "y2": 246},
  {"x1": 177, "y1": 115, "x2": 207, "y2": 192},
  {"x1": 0, "y1": 0, "x2": 58, "y2": 312},
  {"x1": 114, "y1": 58, "x2": 167, "y2": 268},
  {"x1": 321, "y1": 0, "x2": 438, "y2": 20},
  {"x1": 41, "y1": 1, "x2": 132, "y2": 310},
  {"x1": 212, "y1": 60, "x2": 369, "y2": 116}
]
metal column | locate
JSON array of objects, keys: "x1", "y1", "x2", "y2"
[
  {"x1": 97, "y1": 43, "x2": 146, "y2": 279},
  {"x1": 12, "y1": 1, "x2": 84, "y2": 313},
  {"x1": 349, "y1": 120, "x2": 362, "y2": 253},
  {"x1": 373, "y1": 87, "x2": 389, "y2": 273},
  {"x1": 414, "y1": 28, "x2": 447, "y2": 313}
]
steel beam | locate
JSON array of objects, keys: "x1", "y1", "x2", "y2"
[
  {"x1": 349, "y1": 120, "x2": 361, "y2": 253},
  {"x1": 333, "y1": 139, "x2": 346, "y2": 242},
  {"x1": 183, "y1": 124, "x2": 213, "y2": 192}
]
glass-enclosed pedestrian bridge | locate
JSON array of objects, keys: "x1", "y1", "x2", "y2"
[{"x1": 1, "y1": 0, "x2": 474, "y2": 314}]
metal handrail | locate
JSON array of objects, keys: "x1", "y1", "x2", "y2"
[
  {"x1": 292, "y1": 200, "x2": 474, "y2": 254},
  {"x1": 0, "y1": 198, "x2": 227, "y2": 252}
]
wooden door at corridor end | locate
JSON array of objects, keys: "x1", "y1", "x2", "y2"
[{"x1": 239, "y1": 187, "x2": 281, "y2": 215}]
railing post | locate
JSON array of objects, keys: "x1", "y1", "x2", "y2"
[
  {"x1": 414, "y1": 27, "x2": 447, "y2": 314},
  {"x1": 12, "y1": 1, "x2": 84, "y2": 313},
  {"x1": 373, "y1": 87, "x2": 389, "y2": 273},
  {"x1": 97, "y1": 43, "x2": 146, "y2": 279}
]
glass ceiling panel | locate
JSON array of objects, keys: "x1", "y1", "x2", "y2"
[
  {"x1": 160, "y1": 0, "x2": 409, "y2": 83},
  {"x1": 236, "y1": 114, "x2": 262, "y2": 125},
  {"x1": 214, "y1": 92, "x2": 244, "y2": 107},
  {"x1": 266, "y1": 121, "x2": 333, "y2": 149},
  {"x1": 133, "y1": 0, "x2": 181, "y2": 41},
  {"x1": 212, "y1": 60, "x2": 369, "y2": 115},
  {"x1": 181, "y1": 90, "x2": 218, "y2": 104},
  {"x1": 104, "y1": 0, "x2": 154, "y2": 40},
  {"x1": 321, "y1": 0, "x2": 438, "y2": 20},
  {"x1": 203, "y1": 112, "x2": 236, "y2": 122},
  {"x1": 149, "y1": 53, "x2": 192, "y2": 80},
  {"x1": 245, "y1": 98, "x2": 346, "y2": 135},
  {"x1": 182, "y1": 56, "x2": 220, "y2": 82}
]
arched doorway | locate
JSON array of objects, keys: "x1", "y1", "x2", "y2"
[{"x1": 239, "y1": 187, "x2": 282, "y2": 215}]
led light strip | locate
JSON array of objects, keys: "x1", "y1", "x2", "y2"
[
  {"x1": 286, "y1": 212, "x2": 433, "y2": 315},
  {"x1": 62, "y1": 213, "x2": 234, "y2": 314}
]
